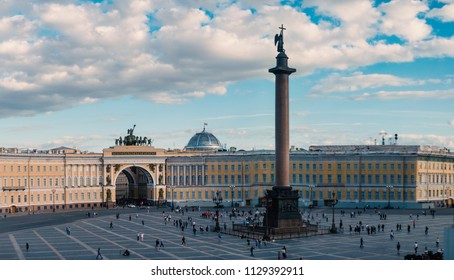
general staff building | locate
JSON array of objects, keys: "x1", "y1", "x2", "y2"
[{"x1": 1, "y1": 128, "x2": 453, "y2": 214}]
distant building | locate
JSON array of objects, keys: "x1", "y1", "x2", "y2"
[{"x1": 0, "y1": 129, "x2": 453, "y2": 214}]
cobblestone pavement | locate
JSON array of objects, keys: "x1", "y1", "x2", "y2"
[{"x1": 0, "y1": 207, "x2": 452, "y2": 260}]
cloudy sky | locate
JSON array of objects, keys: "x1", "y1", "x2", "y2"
[{"x1": 0, "y1": 0, "x2": 453, "y2": 152}]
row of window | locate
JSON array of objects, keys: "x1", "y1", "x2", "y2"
[
  {"x1": 168, "y1": 189, "x2": 249, "y2": 200},
  {"x1": 3, "y1": 191, "x2": 101, "y2": 204},
  {"x1": 1, "y1": 165, "x2": 102, "y2": 174},
  {"x1": 171, "y1": 162, "x2": 422, "y2": 174},
  {"x1": 0, "y1": 176, "x2": 104, "y2": 188},
  {"x1": 169, "y1": 173, "x2": 417, "y2": 186}
]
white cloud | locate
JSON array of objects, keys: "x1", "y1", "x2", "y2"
[
  {"x1": 400, "y1": 133, "x2": 454, "y2": 149},
  {"x1": 354, "y1": 89, "x2": 454, "y2": 100},
  {"x1": 378, "y1": 0, "x2": 432, "y2": 42},
  {"x1": 0, "y1": 0, "x2": 453, "y2": 119},
  {"x1": 310, "y1": 72, "x2": 429, "y2": 95},
  {"x1": 427, "y1": 3, "x2": 454, "y2": 22}
]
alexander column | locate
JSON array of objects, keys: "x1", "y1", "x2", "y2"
[{"x1": 264, "y1": 25, "x2": 302, "y2": 232}]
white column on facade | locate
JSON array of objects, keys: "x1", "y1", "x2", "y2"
[
  {"x1": 162, "y1": 162, "x2": 166, "y2": 185},
  {"x1": 155, "y1": 163, "x2": 159, "y2": 185},
  {"x1": 95, "y1": 164, "x2": 99, "y2": 185},
  {"x1": 183, "y1": 165, "x2": 186, "y2": 185},
  {"x1": 89, "y1": 165, "x2": 92, "y2": 186},
  {"x1": 71, "y1": 165, "x2": 75, "y2": 187},
  {"x1": 202, "y1": 164, "x2": 205, "y2": 185},
  {"x1": 195, "y1": 165, "x2": 199, "y2": 185},
  {"x1": 109, "y1": 164, "x2": 113, "y2": 186},
  {"x1": 178, "y1": 165, "x2": 181, "y2": 185},
  {"x1": 102, "y1": 164, "x2": 106, "y2": 186}
]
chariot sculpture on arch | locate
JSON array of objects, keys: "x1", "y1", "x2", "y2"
[{"x1": 115, "y1": 125, "x2": 153, "y2": 146}]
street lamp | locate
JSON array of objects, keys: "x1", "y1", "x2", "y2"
[
  {"x1": 52, "y1": 189, "x2": 56, "y2": 212},
  {"x1": 330, "y1": 192, "x2": 338, "y2": 233},
  {"x1": 170, "y1": 186, "x2": 176, "y2": 211},
  {"x1": 386, "y1": 185, "x2": 393, "y2": 209},
  {"x1": 213, "y1": 190, "x2": 223, "y2": 208},
  {"x1": 309, "y1": 184, "x2": 316, "y2": 208},
  {"x1": 229, "y1": 185, "x2": 235, "y2": 207},
  {"x1": 212, "y1": 191, "x2": 223, "y2": 232}
]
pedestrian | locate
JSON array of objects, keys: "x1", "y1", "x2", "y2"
[
  {"x1": 360, "y1": 237, "x2": 364, "y2": 248},
  {"x1": 181, "y1": 236, "x2": 186, "y2": 245},
  {"x1": 425, "y1": 226, "x2": 429, "y2": 235},
  {"x1": 282, "y1": 246, "x2": 287, "y2": 259},
  {"x1": 218, "y1": 233, "x2": 222, "y2": 241},
  {"x1": 136, "y1": 232, "x2": 140, "y2": 241},
  {"x1": 26, "y1": 242, "x2": 29, "y2": 252},
  {"x1": 155, "y1": 239, "x2": 160, "y2": 249},
  {"x1": 140, "y1": 232, "x2": 144, "y2": 241},
  {"x1": 160, "y1": 240, "x2": 164, "y2": 248},
  {"x1": 396, "y1": 242, "x2": 401, "y2": 255},
  {"x1": 129, "y1": 215, "x2": 131, "y2": 221},
  {"x1": 414, "y1": 242, "x2": 418, "y2": 254},
  {"x1": 390, "y1": 230, "x2": 394, "y2": 240},
  {"x1": 142, "y1": 220, "x2": 145, "y2": 226},
  {"x1": 436, "y1": 237, "x2": 440, "y2": 248},
  {"x1": 96, "y1": 248, "x2": 103, "y2": 260},
  {"x1": 110, "y1": 221, "x2": 113, "y2": 229},
  {"x1": 250, "y1": 246, "x2": 255, "y2": 256}
]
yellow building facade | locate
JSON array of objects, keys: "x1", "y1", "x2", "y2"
[{"x1": 1, "y1": 141, "x2": 453, "y2": 214}]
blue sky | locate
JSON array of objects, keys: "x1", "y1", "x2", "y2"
[{"x1": 0, "y1": 0, "x2": 453, "y2": 152}]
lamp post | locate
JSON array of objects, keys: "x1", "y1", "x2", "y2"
[
  {"x1": 264, "y1": 196, "x2": 273, "y2": 241},
  {"x1": 387, "y1": 185, "x2": 393, "y2": 209},
  {"x1": 229, "y1": 185, "x2": 235, "y2": 208},
  {"x1": 213, "y1": 190, "x2": 223, "y2": 208},
  {"x1": 63, "y1": 185, "x2": 67, "y2": 210},
  {"x1": 330, "y1": 192, "x2": 338, "y2": 233},
  {"x1": 213, "y1": 191, "x2": 223, "y2": 232},
  {"x1": 52, "y1": 189, "x2": 56, "y2": 212},
  {"x1": 309, "y1": 184, "x2": 316, "y2": 208},
  {"x1": 170, "y1": 186, "x2": 176, "y2": 211}
]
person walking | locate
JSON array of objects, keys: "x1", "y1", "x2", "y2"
[
  {"x1": 25, "y1": 242, "x2": 29, "y2": 252},
  {"x1": 96, "y1": 248, "x2": 103, "y2": 260},
  {"x1": 436, "y1": 237, "x2": 440, "y2": 248},
  {"x1": 282, "y1": 246, "x2": 287, "y2": 259},
  {"x1": 360, "y1": 237, "x2": 364, "y2": 248},
  {"x1": 396, "y1": 242, "x2": 401, "y2": 255},
  {"x1": 181, "y1": 236, "x2": 186, "y2": 245},
  {"x1": 425, "y1": 226, "x2": 429, "y2": 235},
  {"x1": 414, "y1": 241, "x2": 418, "y2": 254},
  {"x1": 250, "y1": 246, "x2": 255, "y2": 257},
  {"x1": 110, "y1": 221, "x2": 113, "y2": 229}
]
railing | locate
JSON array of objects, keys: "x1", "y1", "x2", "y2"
[{"x1": 214, "y1": 223, "x2": 332, "y2": 240}]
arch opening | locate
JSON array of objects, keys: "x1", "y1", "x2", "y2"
[{"x1": 115, "y1": 166, "x2": 154, "y2": 206}]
